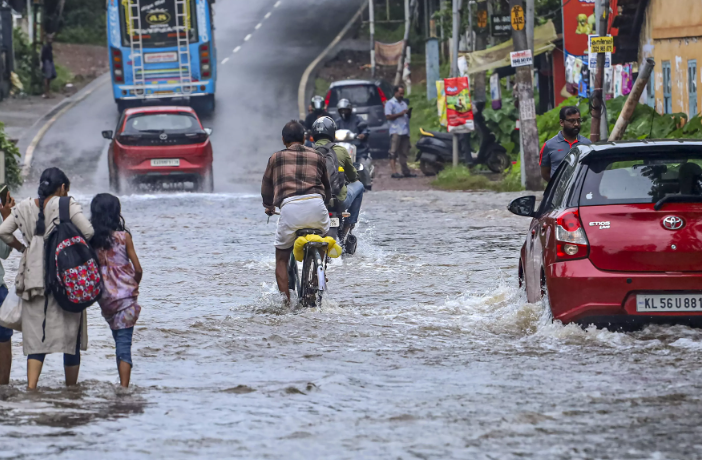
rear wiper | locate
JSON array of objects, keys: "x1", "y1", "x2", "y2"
[
  {"x1": 138, "y1": 129, "x2": 165, "y2": 134},
  {"x1": 654, "y1": 194, "x2": 702, "y2": 210}
]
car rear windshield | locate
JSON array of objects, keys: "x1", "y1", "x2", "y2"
[
  {"x1": 124, "y1": 113, "x2": 200, "y2": 133},
  {"x1": 328, "y1": 85, "x2": 382, "y2": 108},
  {"x1": 580, "y1": 154, "x2": 702, "y2": 206}
]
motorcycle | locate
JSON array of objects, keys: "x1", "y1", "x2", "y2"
[
  {"x1": 326, "y1": 201, "x2": 357, "y2": 256},
  {"x1": 415, "y1": 109, "x2": 510, "y2": 176},
  {"x1": 335, "y1": 129, "x2": 374, "y2": 191}
]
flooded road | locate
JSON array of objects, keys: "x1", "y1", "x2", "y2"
[{"x1": 1, "y1": 190, "x2": 702, "y2": 459}]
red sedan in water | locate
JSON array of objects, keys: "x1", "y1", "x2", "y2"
[
  {"x1": 102, "y1": 106, "x2": 214, "y2": 193},
  {"x1": 509, "y1": 140, "x2": 702, "y2": 330}
]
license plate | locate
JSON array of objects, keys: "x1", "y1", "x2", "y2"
[
  {"x1": 144, "y1": 52, "x2": 178, "y2": 63},
  {"x1": 358, "y1": 113, "x2": 368, "y2": 120},
  {"x1": 330, "y1": 218, "x2": 340, "y2": 228},
  {"x1": 151, "y1": 159, "x2": 180, "y2": 167},
  {"x1": 636, "y1": 294, "x2": 702, "y2": 312}
]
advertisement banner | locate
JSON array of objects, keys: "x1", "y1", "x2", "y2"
[
  {"x1": 562, "y1": 0, "x2": 618, "y2": 81},
  {"x1": 436, "y1": 80, "x2": 448, "y2": 127},
  {"x1": 443, "y1": 77, "x2": 474, "y2": 132}
]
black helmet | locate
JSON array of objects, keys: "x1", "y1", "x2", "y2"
[
  {"x1": 311, "y1": 95, "x2": 325, "y2": 111},
  {"x1": 311, "y1": 116, "x2": 336, "y2": 140}
]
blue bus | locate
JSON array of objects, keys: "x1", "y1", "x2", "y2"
[{"x1": 106, "y1": 0, "x2": 216, "y2": 113}]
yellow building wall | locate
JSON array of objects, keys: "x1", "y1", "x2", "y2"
[{"x1": 640, "y1": 0, "x2": 702, "y2": 117}]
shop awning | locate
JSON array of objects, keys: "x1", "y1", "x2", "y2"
[{"x1": 460, "y1": 20, "x2": 558, "y2": 74}]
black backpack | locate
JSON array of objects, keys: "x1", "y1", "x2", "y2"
[
  {"x1": 315, "y1": 142, "x2": 345, "y2": 197},
  {"x1": 44, "y1": 197, "x2": 103, "y2": 314}
]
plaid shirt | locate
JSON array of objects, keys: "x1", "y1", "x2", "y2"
[{"x1": 261, "y1": 143, "x2": 330, "y2": 208}]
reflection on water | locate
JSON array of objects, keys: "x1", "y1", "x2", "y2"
[{"x1": 1, "y1": 190, "x2": 702, "y2": 459}]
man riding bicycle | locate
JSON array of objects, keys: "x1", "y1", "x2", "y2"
[
  {"x1": 312, "y1": 116, "x2": 364, "y2": 239},
  {"x1": 262, "y1": 120, "x2": 331, "y2": 301}
]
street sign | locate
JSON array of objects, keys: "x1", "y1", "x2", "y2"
[
  {"x1": 588, "y1": 35, "x2": 611, "y2": 69},
  {"x1": 511, "y1": 5, "x2": 525, "y2": 31},
  {"x1": 477, "y1": 9, "x2": 488, "y2": 29},
  {"x1": 590, "y1": 36, "x2": 614, "y2": 53},
  {"x1": 510, "y1": 49, "x2": 533, "y2": 67},
  {"x1": 490, "y1": 14, "x2": 511, "y2": 36}
]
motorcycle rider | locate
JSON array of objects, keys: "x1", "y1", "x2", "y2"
[
  {"x1": 304, "y1": 95, "x2": 331, "y2": 130},
  {"x1": 312, "y1": 116, "x2": 364, "y2": 238},
  {"x1": 334, "y1": 98, "x2": 370, "y2": 147}
]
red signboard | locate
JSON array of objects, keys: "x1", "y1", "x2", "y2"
[
  {"x1": 444, "y1": 77, "x2": 474, "y2": 132},
  {"x1": 562, "y1": 0, "x2": 617, "y2": 58}
]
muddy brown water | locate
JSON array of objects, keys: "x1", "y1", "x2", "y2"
[{"x1": 0, "y1": 190, "x2": 701, "y2": 459}]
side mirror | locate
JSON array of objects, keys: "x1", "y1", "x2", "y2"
[
  {"x1": 508, "y1": 195, "x2": 536, "y2": 217},
  {"x1": 102, "y1": 130, "x2": 114, "y2": 140},
  {"x1": 204, "y1": 128, "x2": 213, "y2": 136}
]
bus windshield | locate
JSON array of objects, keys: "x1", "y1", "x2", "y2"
[{"x1": 119, "y1": 0, "x2": 198, "y2": 48}]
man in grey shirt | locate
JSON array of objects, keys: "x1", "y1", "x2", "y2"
[
  {"x1": 539, "y1": 106, "x2": 591, "y2": 181},
  {"x1": 0, "y1": 193, "x2": 15, "y2": 384}
]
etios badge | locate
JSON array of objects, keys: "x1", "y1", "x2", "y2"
[{"x1": 662, "y1": 215, "x2": 684, "y2": 230}]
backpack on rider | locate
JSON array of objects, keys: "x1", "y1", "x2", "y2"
[{"x1": 311, "y1": 116, "x2": 345, "y2": 203}]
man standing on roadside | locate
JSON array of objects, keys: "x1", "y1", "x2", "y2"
[
  {"x1": 0, "y1": 193, "x2": 16, "y2": 384},
  {"x1": 385, "y1": 85, "x2": 417, "y2": 179},
  {"x1": 262, "y1": 121, "x2": 331, "y2": 302},
  {"x1": 540, "y1": 106, "x2": 591, "y2": 182}
]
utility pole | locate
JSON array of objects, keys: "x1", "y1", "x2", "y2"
[
  {"x1": 509, "y1": 0, "x2": 541, "y2": 190},
  {"x1": 525, "y1": 0, "x2": 534, "y2": 54},
  {"x1": 473, "y1": 1, "x2": 488, "y2": 104},
  {"x1": 590, "y1": 0, "x2": 609, "y2": 142},
  {"x1": 394, "y1": 0, "x2": 411, "y2": 86},
  {"x1": 595, "y1": 0, "x2": 608, "y2": 139},
  {"x1": 369, "y1": 0, "x2": 376, "y2": 78},
  {"x1": 451, "y1": 0, "x2": 460, "y2": 167}
]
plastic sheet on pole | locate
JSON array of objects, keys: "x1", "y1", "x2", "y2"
[{"x1": 374, "y1": 41, "x2": 404, "y2": 66}]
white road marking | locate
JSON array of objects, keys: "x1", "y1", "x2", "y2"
[
  {"x1": 264, "y1": 12, "x2": 272, "y2": 19},
  {"x1": 221, "y1": 57, "x2": 230, "y2": 64},
  {"x1": 244, "y1": 34, "x2": 252, "y2": 41},
  {"x1": 233, "y1": 46, "x2": 241, "y2": 53},
  {"x1": 255, "y1": 23, "x2": 262, "y2": 30},
  {"x1": 274, "y1": 1, "x2": 281, "y2": 7}
]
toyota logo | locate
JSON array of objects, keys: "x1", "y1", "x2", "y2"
[
  {"x1": 662, "y1": 215, "x2": 685, "y2": 230},
  {"x1": 159, "y1": 133, "x2": 168, "y2": 141}
]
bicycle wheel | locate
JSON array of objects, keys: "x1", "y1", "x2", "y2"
[{"x1": 300, "y1": 245, "x2": 324, "y2": 308}]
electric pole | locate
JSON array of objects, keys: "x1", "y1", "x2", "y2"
[
  {"x1": 509, "y1": 0, "x2": 541, "y2": 190},
  {"x1": 451, "y1": 0, "x2": 460, "y2": 167},
  {"x1": 590, "y1": 0, "x2": 609, "y2": 142}
]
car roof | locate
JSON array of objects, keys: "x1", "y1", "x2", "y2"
[
  {"x1": 329, "y1": 80, "x2": 376, "y2": 87},
  {"x1": 578, "y1": 139, "x2": 702, "y2": 162},
  {"x1": 123, "y1": 106, "x2": 198, "y2": 117}
]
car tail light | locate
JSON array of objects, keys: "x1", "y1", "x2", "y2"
[
  {"x1": 111, "y1": 48, "x2": 124, "y2": 83},
  {"x1": 185, "y1": 132, "x2": 209, "y2": 143},
  {"x1": 117, "y1": 134, "x2": 139, "y2": 145},
  {"x1": 200, "y1": 43, "x2": 211, "y2": 80},
  {"x1": 324, "y1": 90, "x2": 331, "y2": 108},
  {"x1": 377, "y1": 86, "x2": 387, "y2": 105},
  {"x1": 555, "y1": 208, "x2": 589, "y2": 261}
]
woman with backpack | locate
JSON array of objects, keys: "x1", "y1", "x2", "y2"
[
  {"x1": 90, "y1": 193, "x2": 142, "y2": 388},
  {"x1": 0, "y1": 168, "x2": 94, "y2": 389}
]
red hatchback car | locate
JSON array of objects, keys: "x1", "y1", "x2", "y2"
[
  {"x1": 102, "y1": 106, "x2": 214, "y2": 193},
  {"x1": 510, "y1": 140, "x2": 702, "y2": 329}
]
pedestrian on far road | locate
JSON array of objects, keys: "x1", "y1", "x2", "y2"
[
  {"x1": 0, "y1": 168, "x2": 94, "y2": 390},
  {"x1": 90, "y1": 193, "x2": 143, "y2": 388},
  {"x1": 41, "y1": 34, "x2": 57, "y2": 99},
  {"x1": 539, "y1": 106, "x2": 591, "y2": 182},
  {"x1": 0, "y1": 192, "x2": 16, "y2": 385},
  {"x1": 384, "y1": 85, "x2": 416, "y2": 179}
]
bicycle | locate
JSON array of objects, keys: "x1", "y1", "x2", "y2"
[{"x1": 288, "y1": 229, "x2": 328, "y2": 308}]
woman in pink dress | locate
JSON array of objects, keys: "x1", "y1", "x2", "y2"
[{"x1": 90, "y1": 194, "x2": 143, "y2": 387}]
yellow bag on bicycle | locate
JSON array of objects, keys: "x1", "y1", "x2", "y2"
[
  {"x1": 324, "y1": 237, "x2": 343, "y2": 258},
  {"x1": 293, "y1": 235, "x2": 343, "y2": 261}
]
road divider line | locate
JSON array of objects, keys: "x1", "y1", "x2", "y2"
[
  {"x1": 233, "y1": 46, "x2": 241, "y2": 53},
  {"x1": 255, "y1": 23, "x2": 262, "y2": 30},
  {"x1": 23, "y1": 75, "x2": 110, "y2": 178},
  {"x1": 221, "y1": 57, "x2": 230, "y2": 64},
  {"x1": 264, "y1": 12, "x2": 271, "y2": 19},
  {"x1": 274, "y1": 1, "x2": 281, "y2": 7},
  {"x1": 244, "y1": 34, "x2": 252, "y2": 42},
  {"x1": 297, "y1": 2, "x2": 366, "y2": 119}
]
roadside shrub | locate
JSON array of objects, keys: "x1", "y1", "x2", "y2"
[
  {"x1": 0, "y1": 123, "x2": 25, "y2": 190},
  {"x1": 431, "y1": 164, "x2": 523, "y2": 192},
  {"x1": 13, "y1": 28, "x2": 43, "y2": 95}
]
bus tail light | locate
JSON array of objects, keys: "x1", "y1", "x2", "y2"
[
  {"x1": 200, "y1": 43, "x2": 211, "y2": 79},
  {"x1": 111, "y1": 48, "x2": 124, "y2": 83}
]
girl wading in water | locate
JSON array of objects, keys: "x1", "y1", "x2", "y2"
[
  {"x1": 0, "y1": 168, "x2": 94, "y2": 389},
  {"x1": 90, "y1": 193, "x2": 142, "y2": 387}
]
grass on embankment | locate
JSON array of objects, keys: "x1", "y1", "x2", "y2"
[{"x1": 431, "y1": 164, "x2": 524, "y2": 192}]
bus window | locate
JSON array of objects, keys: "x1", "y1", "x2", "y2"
[{"x1": 119, "y1": 0, "x2": 198, "y2": 48}]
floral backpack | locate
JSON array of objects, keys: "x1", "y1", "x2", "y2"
[{"x1": 44, "y1": 197, "x2": 102, "y2": 315}]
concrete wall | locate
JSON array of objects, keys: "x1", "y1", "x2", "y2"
[{"x1": 640, "y1": 0, "x2": 702, "y2": 117}]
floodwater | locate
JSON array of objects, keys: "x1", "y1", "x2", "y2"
[{"x1": 1, "y1": 189, "x2": 702, "y2": 459}]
